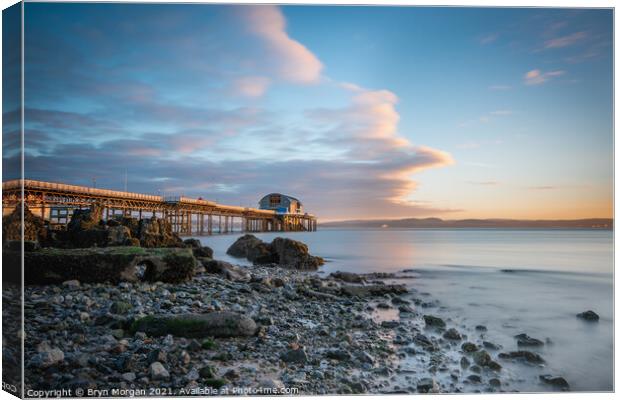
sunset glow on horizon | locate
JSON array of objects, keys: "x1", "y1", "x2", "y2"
[{"x1": 4, "y1": 4, "x2": 612, "y2": 221}]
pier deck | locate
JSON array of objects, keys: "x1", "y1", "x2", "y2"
[{"x1": 2, "y1": 179, "x2": 317, "y2": 235}]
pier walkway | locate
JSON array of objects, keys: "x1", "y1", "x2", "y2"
[{"x1": 2, "y1": 179, "x2": 317, "y2": 235}]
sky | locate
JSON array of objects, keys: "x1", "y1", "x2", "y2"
[{"x1": 3, "y1": 4, "x2": 613, "y2": 221}]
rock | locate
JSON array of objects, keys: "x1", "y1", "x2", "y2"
[
  {"x1": 186, "y1": 368, "x2": 200, "y2": 382},
  {"x1": 487, "y1": 360, "x2": 502, "y2": 371},
  {"x1": 223, "y1": 369, "x2": 240, "y2": 380},
  {"x1": 326, "y1": 349, "x2": 351, "y2": 361},
  {"x1": 329, "y1": 271, "x2": 365, "y2": 283},
  {"x1": 472, "y1": 350, "x2": 491, "y2": 366},
  {"x1": 202, "y1": 259, "x2": 250, "y2": 282},
  {"x1": 539, "y1": 374, "x2": 569, "y2": 389},
  {"x1": 270, "y1": 237, "x2": 324, "y2": 270},
  {"x1": 483, "y1": 341, "x2": 500, "y2": 350},
  {"x1": 576, "y1": 310, "x2": 599, "y2": 321},
  {"x1": 381, "y1": 321, "x2": 399, "y2": 329},
  {"x1": 424, "y1": 315, "x2": 446, "y2": 328},
  {"x1": 489, "y1": 378, "x2": 501, "y2": 387},
  {"x1": 138, "y1": 217, "x2": 183, "y2": 248},
  {"x1": 147, "y1": 349, "x2": 167, "y2": 365},
  {"x1": 107, "y1": 226, "x2": 132, "y2": 246},
  {"x1": 31, "y1": 345, "x2": 64, "y2": 368},
  {"x1": 227, "y1": 234, "x2": 265, "y2": 258},
  {"x1": 355, "y1": 351, "x2": 375, "y2": 365},
  {"x1": 467, "y1": 374, "x2": 481, "y2": 383},
  {"x1": 515, "y1": 333, "x2": 544, "y2": 347},
  {"x1": 199, "y1": 365, "x2": 217, "y2": 379},
  {"x1": 475, "y1": 325, "x2": 487, "y2": 331},
  {"x1": 417, "y1": 377, "x2": 437, "y2": 393},
  {"x1": 280, "y1": 348, "x2": 309, "y2": 364},
  {"x1": 460, "y1": 356, "x2": 470, "y2": 369},
  {"x1": 3, "y1": 203, "x2": 48, "y2": 244},
  {"x1": 256, "y1": 379, "x2": 285, "y2": 392},
  {"x1": 498, "y1": 350, "x2": 545, "y2": 364},
  {"x1": 149, "y1": 362, "x2": 170, "y2": 380},
  {"x1": 341, "y1": 284, "x2": 407, "y2": 297},
  {"x1": 121, "y1": 372, "x2": 136, "y2": 382},
  {"x1": 130, "y1": 312, "x2": 257, "y2": 338},
  {"x1": 183, "y1": 239, "x2": 213, "y2": 258},
  {"x1": 110, "y1": 301, "x2": 132, "y2": 314},
  {"x1": 18, "y1": 247, "x2": 195, "y2": 285},
  {"x1": 443, "y1": 328, "x2": 462, "y2": 340},
  {"x1": 461, "y1": 342, "x2": 478, "y2": 353}
]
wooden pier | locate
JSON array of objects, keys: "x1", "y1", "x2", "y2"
[{"x1": 2, "y1": 179, "x2": 317, "y2": 235}]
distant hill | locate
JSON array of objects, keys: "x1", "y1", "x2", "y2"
[{"x1": 320, "y1": 217, "x2": 613, "y2": 230}]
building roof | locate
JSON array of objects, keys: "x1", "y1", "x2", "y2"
[{"x1": 261, "y1": 193, "x2": 302, "y2": 205}]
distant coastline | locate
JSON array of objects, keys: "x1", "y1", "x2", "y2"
[{"x1": 320, "y1": 217, "x2": 613, "y2": 230}]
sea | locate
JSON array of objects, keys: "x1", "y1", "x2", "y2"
[{"x1": 194, "y1": 228, "x2": 613, "y2": 392}]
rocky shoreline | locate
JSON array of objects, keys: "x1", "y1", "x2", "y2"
[{"x1": 6, "y1": 204, "x2": 587, "y2": 394}]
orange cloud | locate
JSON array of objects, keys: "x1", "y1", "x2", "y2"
[
  {"x1": 524, "y1": 69, "x2": 565, "y2": 85},
  {"x1": 233, "y1": 76, "x2": 271, "y2": 98}
]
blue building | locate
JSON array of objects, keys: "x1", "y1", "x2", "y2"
[{"x1": 258, "y1": 193, "x2": 304, "y2": 215}]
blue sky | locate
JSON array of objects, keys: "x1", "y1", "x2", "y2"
[{"x1": 6, "y1": 4, "x2": 613, "y2": 220}]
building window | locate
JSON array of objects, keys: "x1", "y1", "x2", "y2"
[{"x1": 270, "y1": 195, "x2": 281, "y2": 207}]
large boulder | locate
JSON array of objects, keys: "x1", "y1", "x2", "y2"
[
  {"x1": 67, "y1": 204, "x2": 104, "y2": 232},
  {"x1": 270, "y1": 237, "x2": 324, "y2": 270},
  {"x1": 138, "y1": 217, "x2": 184, "y2": 248},
  {"x1": 226, "y1": 234, "x2": 264, "y2": 258},
  {"x1": 2, "y1": 203, "x2": 48, "y2": 244},
  {"x1": 226, "y1": 235, "x2": 323, "y2": 270},
  {"x1": 107, "y1": 226, "x2": 132, "y2": 246},
  {"x1": 130, "y1": 312, "x2": 257, "y2": 338},
  {"x1": 16, "y1": 247, "x2": 195, "y2": 285}
]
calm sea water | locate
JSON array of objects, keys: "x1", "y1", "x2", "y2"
[{"x1": 196, "y1": 228, "x2": 613, "y2": 392}]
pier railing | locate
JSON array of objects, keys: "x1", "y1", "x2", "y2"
[{"x1": 2, "y1": 179, "x2": 317, "y2": 235}]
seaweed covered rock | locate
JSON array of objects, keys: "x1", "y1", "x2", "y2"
[
  {"x1": 130, "y1": 312, "x2": 257, "y2": 338},
  {"x1": 226, "y1": 234, "x2": 323, "y2": 270},
  {"x1": 226, "y1": 234, "x2": 264, "y2": 258},
  {"x1": 270, "y1": 237, "x2": 324, "y2": 270},
  {"x1": 16, "y1": 247, "x2": 195, "y2": 285},
  {"x1": 138, "y1": 217, "x2": 184, "y2": 248},
  {"x1": 2, "y1": 203, "x2": 48, "y2": 243}
]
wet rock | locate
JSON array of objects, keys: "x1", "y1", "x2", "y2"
[
  {"x1": 329, "y1": 271, "x2": 365, "y2": 283},
  {"x1": 417, "y1": 377, "x2": 437, "y2": 393},
  {"x1": 498, "y1": 350, "x2": 545, "y2": 364},
  {"x1": 280, "y1": 348, "x2": 309, "y2": 364},
  {"x1": 202, "y1": 259, "x2": 250, "y2": 282},
  {"x1": 227, "y1": 234, "x2": 265, "y2": 258},
  {"x1": 423, "y1": 315, "x2": 446, "y2": 328},
  {"x1": 443, "y1": 328, "x2": 462, "y2": 340},
  {"x1": 475, "y1": 325, "x2": 487, "y2": 332},
  {"x1": 341, "y1": 284, "x2": 407, "y2": 297},
  {"x1": 21, "y1": 247, "x2": 195, "y2": 285},
  {"x1": 467, "y1": 374, "x2": 481, "y2": 384},
  {"x1": 489, "y1": 378, "x2": 501, "y2": 387},
  {"x1": 270, "y1": 237, "x2": 324, "y2": 270},
  {"x1": 381, "y1": 321, "x2": 399, "y2": 329},
  {"x1": 130, "y1": 312, "x2": 257, "y2": 338},
  {"x1": 515, "y1": 333, "x2": 544, "y2": 347},
  {"x1": 121, "y1": 372, "x2": 136, "y2": 382},
  {"x1": 576, "y1": 310, "x2": 599, "y2": 322},
  {"x1": 326, "y1": 349, "x2": 351, "y2": 361},
  {"x1": 487, "y1": 360, "x2": 502, "y2": 371},
  {"x1": 472, "y1": 350, "x2": 491, "y2": 366},
  {"x1": 460, "y1": 356, "x2": 470, "y2": 369},
  {"x1": 461, "y1": 342, "x2": 478, "y2": 353},
  {"x1": 483, "y1": 341, "x2": 500, "y2": 350},
  {"x1": 149, "y1": 362, "x2": 170, "y2": 380},
  {"x1": 539, "y1": 374, "x2": 569, "y2": 390}
]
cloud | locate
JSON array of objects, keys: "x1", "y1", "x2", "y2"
[
  {"x1": 241, "y1": 5, "x2": 323, "y2": 84},
  {"x1": 524, "y1": 69, "x2": 565, "y2": 85},
  {"x1": 468, "y1": 181, "x2": 499, "y2": 186},
  {"x1": 528, "y1": 185, "x2": 556, "y2": 190},
  {"x1": 544, "y1": 31, "x2": 587, "y2": 49},
  {"x1": 232, "y1": 76, "x2": 271, "y2": 98}
]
